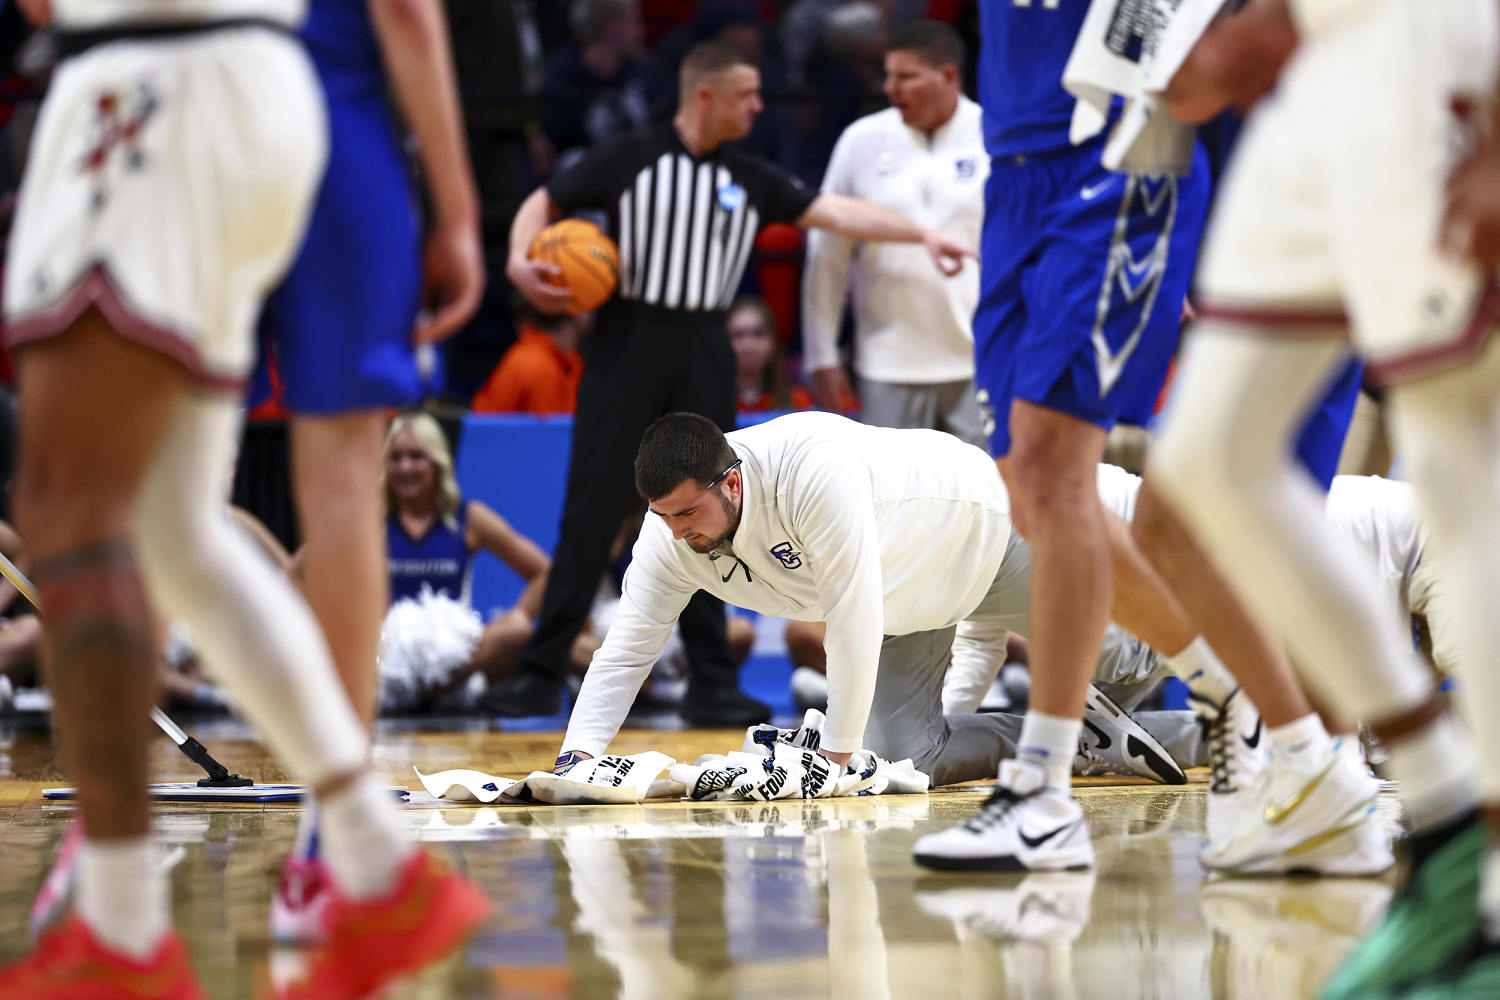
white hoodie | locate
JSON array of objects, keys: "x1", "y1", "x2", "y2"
[{"x1": 562, "y1": 412, "x2": 1013, "y2": 756}]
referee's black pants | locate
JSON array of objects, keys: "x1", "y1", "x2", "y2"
[{"x1": 514, "y1": 306, "x2": 741, "y2": 695}]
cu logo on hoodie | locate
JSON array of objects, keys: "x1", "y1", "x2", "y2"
[{"x1": 770, "y1": 542, "x2": 802, "y2": 569}]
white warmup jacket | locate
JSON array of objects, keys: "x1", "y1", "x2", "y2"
[
  {"x1": 562, "y1": 412, "x2": 1013, "y2": 756},
  {"x1": 802, "y1": 100, "x2": 988, "y2": 385}
]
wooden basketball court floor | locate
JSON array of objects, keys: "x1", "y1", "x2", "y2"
[{"x1": 0, "y1": 717, "x2": 1398, "y2": 1000}]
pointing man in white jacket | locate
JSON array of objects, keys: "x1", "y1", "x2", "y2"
[{"x1": 802, "y1": 20, "x2": 987, "y2": 444}]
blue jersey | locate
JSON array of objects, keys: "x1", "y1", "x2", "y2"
[
  {"x1": 388, "y1": 505, "x2": 474, "y2": 605},
  {"x1": 979, "y1": 0, "x2": 1098, "y2": 156}
]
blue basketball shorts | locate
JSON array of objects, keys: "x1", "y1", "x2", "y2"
[
  {"x1": 973, "y1": 138, "x2": 1211, "y2": 457},
  {"x1": 256, "y1": 93, "x2": 422, "y2": 415}
]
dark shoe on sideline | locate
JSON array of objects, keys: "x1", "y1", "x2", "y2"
[
  {"x1": 479, "y1": 668, "x2": 563, "y2": 717},
  {"x1": 681, "y1": 687, "x2": 772, "y2": 728}
]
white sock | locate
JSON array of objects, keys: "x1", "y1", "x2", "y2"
[
  {"x1": 78, "y1": 836, "x2": 169, "y2": 961},
  {"x1": 1268, "y1": 713, "x2": 1331, "y2": 769},
  {"x1": 318, "y1": 774, "x2": 412, "y2": 901},
  {"x1": 134, "y1": 398, "x2": 369, "y2": 787},
  {"x1": 1165, "y1": 636, "x2": 1236, "y2": 707},
  {"x1": 1016, "y1": 710, "x2": 1079, "y2": 791},
  {"x1": 293, "y1": 806, "x2": 320, "y2": 862},
  {"x1": 1382, "y1": 712, "x2": 1478, "y2": 833}
]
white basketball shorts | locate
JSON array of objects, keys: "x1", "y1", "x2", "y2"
[
  {"x1": 1196, "y1": 0, "x2": 1500, "y2": 384},
  {"x1": 2, "y1": 24, "x2": 326, "y2": 392}
]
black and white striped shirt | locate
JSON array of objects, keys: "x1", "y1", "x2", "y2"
[{"x1": 547, "y1": 122, "x2": 816, "y2": 315}]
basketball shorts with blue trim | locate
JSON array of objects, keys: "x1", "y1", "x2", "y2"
[
  {"x1": 256, "y1": 93, "x2": 422, "y2": 414},
  {"x1": 974, "y1": 137, "x2": 1211, "y2": 457}
]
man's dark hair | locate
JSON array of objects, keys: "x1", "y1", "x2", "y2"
[
  {"x1": 679, "y1": 39, "x2": 754, "y2": 95},
  {"x1": 635, "y1": 413, "x2": 737, "y2": 501},
  {"x1": 887, "y1": 19, "x2": 965, "y2": 76}
]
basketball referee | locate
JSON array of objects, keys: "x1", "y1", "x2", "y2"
[{"x1": 488, "y1": 40, "x2": 972, "y2": 723}]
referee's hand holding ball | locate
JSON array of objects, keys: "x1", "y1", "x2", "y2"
[{"x1": 507, "y1": 253, "x2": 577, "y2": 315}]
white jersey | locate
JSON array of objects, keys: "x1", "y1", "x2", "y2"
[
  {"x1": 563, "y1": 412, "x2": 1012, "y2": 755},
  {"x1": 802, "y1": 100, "x2": 987, "y2": 385},
  {"x1": 53, "y1": 0, "x2": 305, "y2": 28}
]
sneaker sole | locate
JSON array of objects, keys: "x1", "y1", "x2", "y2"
[
  {"x1": 1086, "y1": 686, "x2": 1187, "y2": 786},
  {"x1": 1205, "y1": 805, "x2": 1390, "y2": 876}
]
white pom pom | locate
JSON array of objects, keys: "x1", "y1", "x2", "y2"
[{"x1": 377, "y1": 586, "x2": 483, "y2": 711}]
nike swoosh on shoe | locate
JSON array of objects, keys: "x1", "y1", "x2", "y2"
[
  {"x1": 1082, "y1": 719, "x2": 1112, "y2": 750},
  {"x1": 1020, "y1": 820, "x2": 1079, "y2": 849}
]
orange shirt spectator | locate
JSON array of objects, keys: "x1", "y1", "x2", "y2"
[{"x1": 472, "y1": 321, "x2": 586, "y2": 414}]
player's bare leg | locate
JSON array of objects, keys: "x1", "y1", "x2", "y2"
[
  {"x1": 1124, "y1": 480, "x2": 1377, "y2": 857},
  {"x1": 272, "y1": 409, "x2": 396, "y2": 944},
  {"x1": 0, "y1": 313, "x2": 200, "y2": 993},
  {"x1": 1001, "y1": 402, "x2": 1111, "y2": 733},
  {"x1": 914, "y1": 401, "x2": 1105, "y2": 871},
  {"x1": 1129, "y1": 488, "x2": 1310, "y2": 725},
  {"x1": 290, "y1": 411, "x2": 388, "y2": 725}
]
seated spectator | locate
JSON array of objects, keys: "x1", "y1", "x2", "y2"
[
  {"x1": 471, "y1": 305, "x2": 589, "y2": 414},
  {"x1": 541, "y1": 0, "x2": 651, "y2": 161},
  {"x1": 381, "y1": 411, "x2": 551, "y2": 712},
  {"x1": 729, "y1": 296, "x2": 814, "y2": 414}
]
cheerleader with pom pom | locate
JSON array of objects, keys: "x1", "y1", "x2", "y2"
[{"x1": 380, "y1": 412, "x2": 549, "y2": 712}]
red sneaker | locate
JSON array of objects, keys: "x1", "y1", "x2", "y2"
[
  {"x1": 274, "y1": 850, "x2": 490, "y2": 1000},
  {"x1": 0, "y1": 914, "x2": 206, "y2": 999}
]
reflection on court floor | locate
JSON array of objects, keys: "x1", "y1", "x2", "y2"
[{"x1": 0, "y1": 722, "x2": 1395, "y2": 999}]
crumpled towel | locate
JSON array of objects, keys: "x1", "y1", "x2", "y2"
[
  {"x1": 670, "y1": 743, "x2": 929, "y2": 801},
  {"x1": 414, "y1": 751, "x2": 677, "y2": 806}
]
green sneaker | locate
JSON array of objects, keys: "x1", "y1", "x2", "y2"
[
  {"x1": 1322, "y1": 818, "x2": 1488, "y2": 1000},
  {"x1": 1400, "y1": 943, "x2": 1500, "y2": 999}
]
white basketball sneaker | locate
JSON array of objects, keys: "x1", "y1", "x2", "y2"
[
  {"x1": 1190, "y1": 685, "x2": 1268, "y2": 848},
  {"x1": 1201, "y1": 737, "x2": 1390, "y2": 875},
  {"x1": 1074, "y1": 684, "x2": 1187, "y2": 784},
  {"x1": 913, "y1": 759, "x2": 1094, "y2": 872}
]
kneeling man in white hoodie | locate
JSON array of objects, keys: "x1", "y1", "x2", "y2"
[{"x1": 552, "y1": 411, "x2": 1184, "y2": 827}]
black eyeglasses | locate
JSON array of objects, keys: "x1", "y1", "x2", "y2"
[{"x1": 704, "y1": 458, "x2": 742, "y2": 492}]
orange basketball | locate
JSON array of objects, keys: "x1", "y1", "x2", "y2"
[{"x1": 527, "y1": 218, "x2": 619, "y2": 314}]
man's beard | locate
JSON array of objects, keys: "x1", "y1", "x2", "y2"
[{"x1": 686, "y1": 488, "x2": 740, "y2": 554}]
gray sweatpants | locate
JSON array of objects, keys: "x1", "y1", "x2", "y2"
[
  {"x1": 860, "y1": 537, "x2": 1204, "y2": 786},
  {"x1": 859, "y1": 377, "x2": 987, "y2": 449}
]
